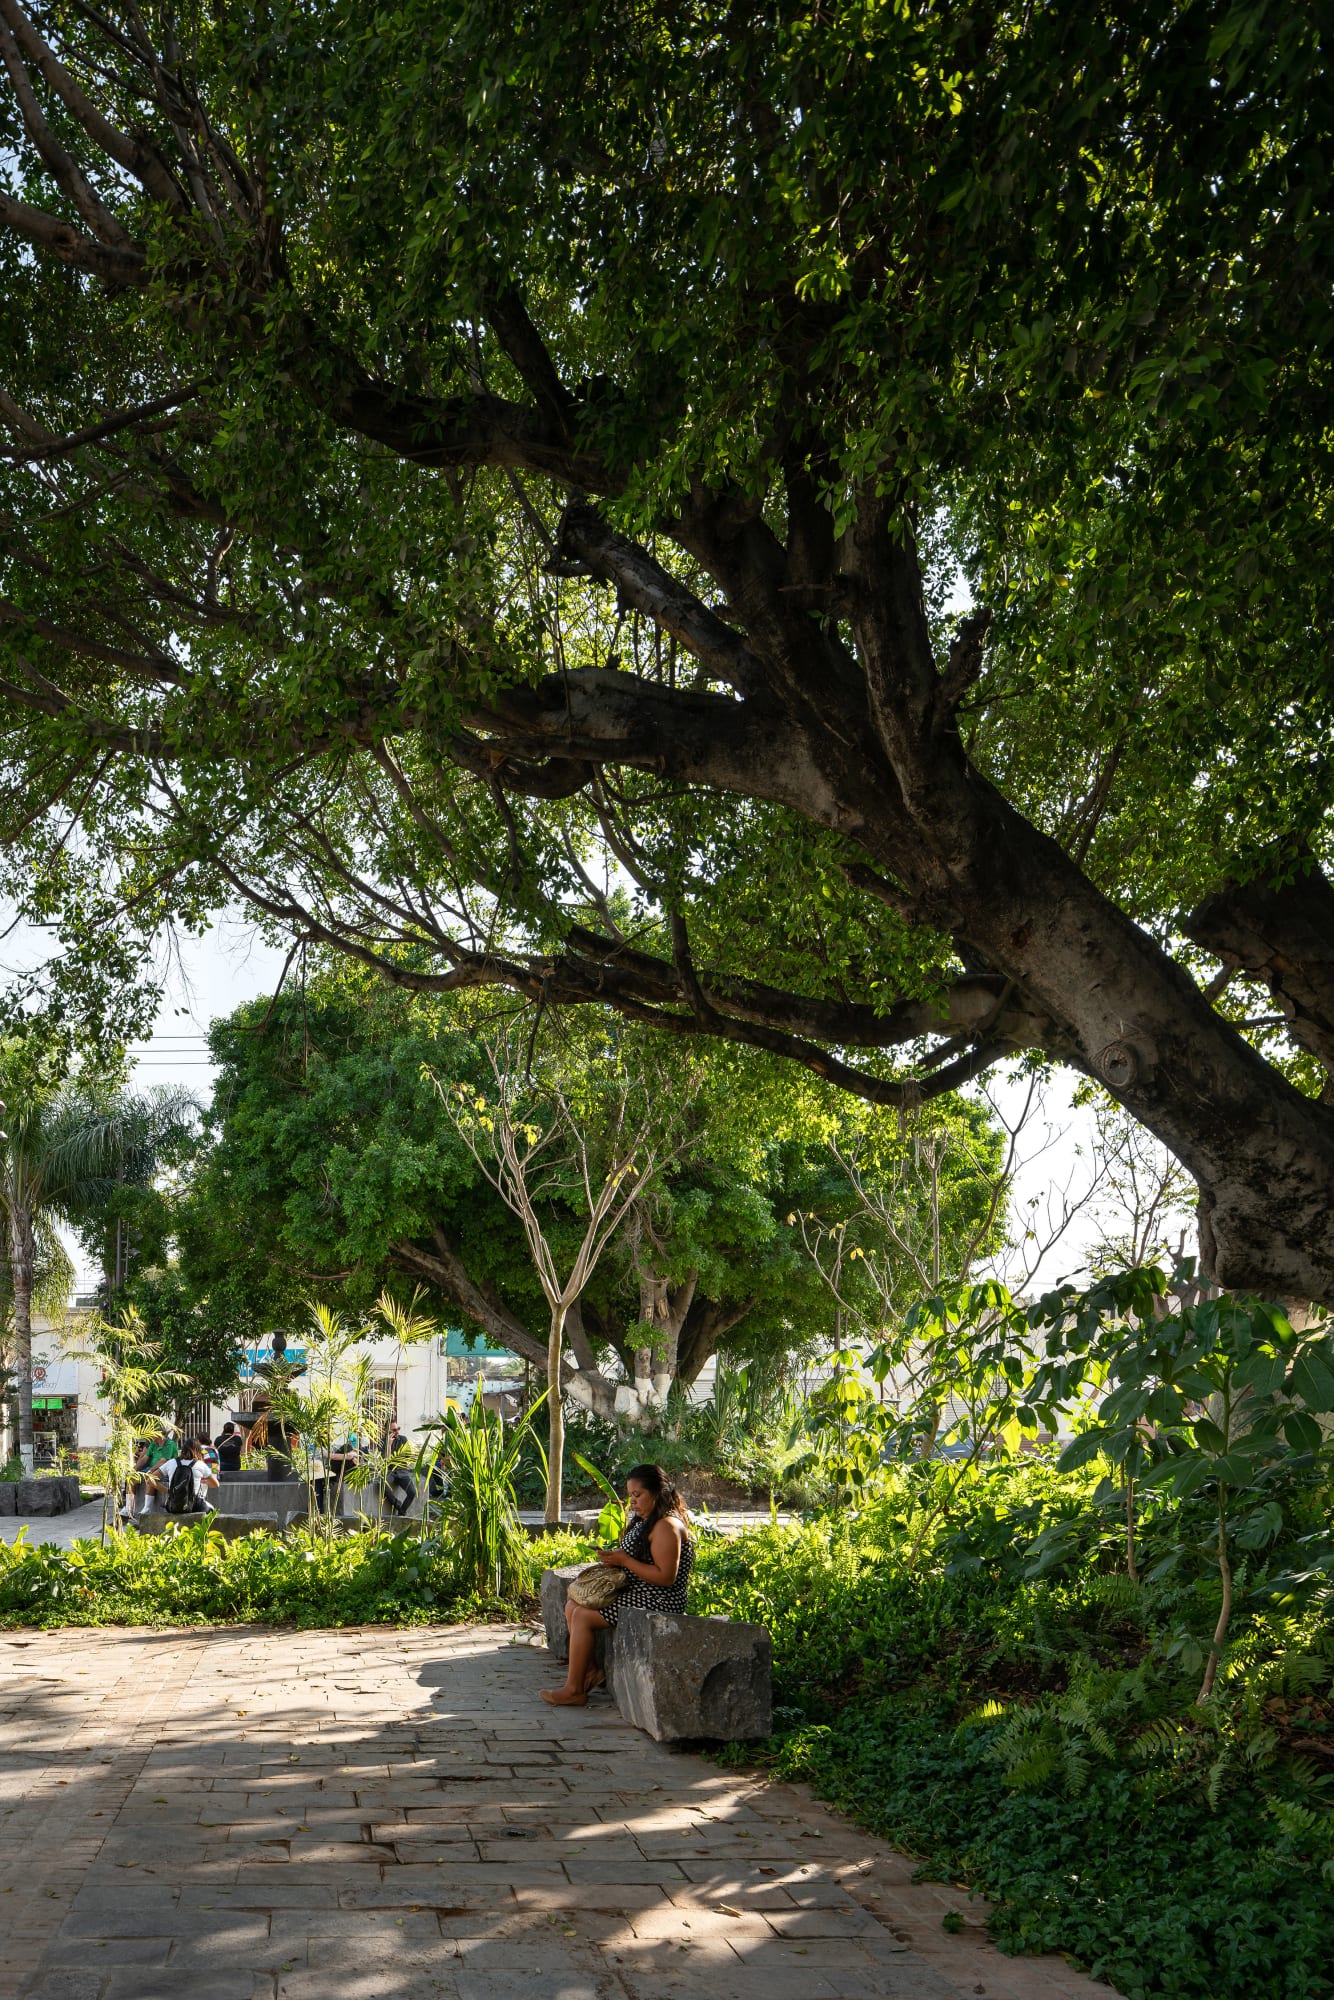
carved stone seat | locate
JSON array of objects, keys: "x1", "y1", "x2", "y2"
[{"x1": 540, "y1": 1565, "x2": 772, "y2": 1743}]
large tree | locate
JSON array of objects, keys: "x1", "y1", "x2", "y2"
[
  {"x1": 0, "y1": 4, "x2": 1331, "y2": 1294},
  {"x1": 179, "y1": 976, "x2": 997, "y2": 1411}
]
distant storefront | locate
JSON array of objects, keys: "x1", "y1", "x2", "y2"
[
  {"x1": 28, "y1": 1313, "x2": 536, "y2": 1461},
  {"x1": 30, "y1": 1357, "x2": 79, "y2": 1462}
]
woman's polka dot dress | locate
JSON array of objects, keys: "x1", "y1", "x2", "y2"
[{"x1": 602, "y1": 1512, "x2": 695, "y2": 1626}]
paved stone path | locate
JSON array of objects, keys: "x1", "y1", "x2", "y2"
[
  {"x1": 0, "y1": 1626, "x2": 1117, "y2": 2000},
  {"x1": 0, "y1": 1502, "x2": 109, "y2": 1552}
]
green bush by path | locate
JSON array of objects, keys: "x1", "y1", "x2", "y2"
[
  {"x1": 0, "y1": 1525, "x2": 505, "y2": 1629},
  {"x1": 690, "y1": 1465, "x2": 1334, "y2": 2000}
]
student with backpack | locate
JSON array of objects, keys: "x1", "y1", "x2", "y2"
[
  {"x1": 125, "y1": 1430, "x2": 180, "y2": 1519},
  {"x1": 165, "y1": 1440, "x2": 220, "y2": 1517}
]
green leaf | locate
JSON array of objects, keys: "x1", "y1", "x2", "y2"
[
  {"x1": 1231, "y1": 1349, "x2": 1288, "y2": 1397},
  {"x1": 1291, "y1": 1352, "x2": 1334, "y2": 1413},
  {"x1": 1058, "y1": 1430, "x2": 1107, "y2": 1471},
  {"x1": 1282, "y1": 1411, "x2": 1324, "y2": 1452}
]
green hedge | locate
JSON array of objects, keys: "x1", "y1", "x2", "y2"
[{"x1": 0, "y1": 1525, "x2": 492, "y2": 1628}]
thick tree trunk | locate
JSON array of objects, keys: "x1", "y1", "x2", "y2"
[
  {"x1": 889, "y1": 768, "x2": 1334, "y2": 1300},
  {"x1": 804, "y1": 510, "x2": 1334, "y2": 1305},
  {"x1": 676, "y1": 1297, "x2": 754, "y2": 1389},
  {"x1": 634, "y1": 1266, "x2": 698, "y2": 1408}
]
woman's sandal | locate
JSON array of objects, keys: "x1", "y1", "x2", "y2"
[
  {"x1": 539, "y1": 1687, "x2": 587, "y2": 1706},
  {"x1": 582, "y1": 1668, "x2": 606, "y2": 1696}
]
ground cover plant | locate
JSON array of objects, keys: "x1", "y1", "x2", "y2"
[
  {"x1": 693, "y1": 1462, "x2": 1334, "y2": 2000},
  {"x1": 4, "y1": 1459, "x2": 1329, "y2": 1998}
]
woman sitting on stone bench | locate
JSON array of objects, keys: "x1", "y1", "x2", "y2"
[{"x1": 542, "y1": 1463, "x2": 695, "y2": 1708}]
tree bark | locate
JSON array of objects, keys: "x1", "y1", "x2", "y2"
[
  {"x1": 7, "y1": 1207, "x2": 33, "y2": 1473},
  {"x1": 546, "y1": 1303, "x2": 566, "y2": 1525},
  {"x1": 1186, "y1": 860, "x2": 1334, "y2": 1078},
  {"x1": 676, "y1": 1297, "x2": 754, "y2": 1388},
  {"x1": 633, "y1": 1265, "x2": 694, "y2": 1406}
]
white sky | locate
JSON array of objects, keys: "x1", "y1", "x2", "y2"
[{"x1": 1, "y1": 907, "x2": 289, "y2": 1291}]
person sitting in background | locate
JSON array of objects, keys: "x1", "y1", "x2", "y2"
[
  {"x1": 165, "y1": 1439, "x2": 220, "y2": 1516},
  {"x1": 542, "y1": 1464, "x2": 695, "y2": 1708},
  {"x1": 195, "y1": 1434, "x2": 220, "y2": 1474},
  {"x1": 187, "y1": 1438, "x2": 220, "y2": 1513},
  {"x1": 312, "y1": 1431, "x2": 361, "y2": 1517},
  {"x1": 131, "y1": 1429, "x2": 179, "y2": 1516},
  {"x1": 214, "y1": 1423, "x2": 243, "y2": 1473},
  {"x1": 382, "y1": 1421, "x2": 417, "y2": 1518}
]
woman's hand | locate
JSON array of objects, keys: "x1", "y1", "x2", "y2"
[{"x1": 596, "y1": 1547, "x2": 625, "y2": 1568}]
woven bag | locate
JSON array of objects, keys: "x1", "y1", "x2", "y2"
[{"x1": 566, "y1": 1563, "x2": 629, "y2": 1610}]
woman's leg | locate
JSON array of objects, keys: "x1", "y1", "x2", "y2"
[
  {"x1": 542, "y1": 1605, "x2": 608, "y2": 1703},
  {"x1": 567, "y1": 1606, "x2": 608, "y2": 1693},
  {"x1": 560, "y1": 1596, "x2": 604, "y2": 1691}
]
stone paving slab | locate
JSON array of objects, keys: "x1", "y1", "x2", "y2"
[
  {"x1": 0, "y1": 1625, "x2": 1120, "y2": 2000},
  {"x1": 0, "y1": 1502, "x2": 109, "y2": 1552}
]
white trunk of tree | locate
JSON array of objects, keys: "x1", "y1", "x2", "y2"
[{"x1": 545, "y1": 1303, "x2": 567, "y2": 1524}]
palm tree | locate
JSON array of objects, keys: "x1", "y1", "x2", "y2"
[
  {"x1": 0, "y1": 1218, "x2": 75, "y2": 1465},
  {"x1": 0, "y1": 1059, "x2": 196, "y2": 1471}
]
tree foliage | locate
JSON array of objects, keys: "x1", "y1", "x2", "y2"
[
  {"x1": 176, "y1": 974, "x2": 1006, "y2": 1402},
  {"x1": 0, "y1": 2, "x2": 1330, "y2": 1291},
  {"x1": 0, "y1": 1034, "x2": 195, "y2": 1463}
]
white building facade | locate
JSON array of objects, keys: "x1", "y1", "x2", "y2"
[{"x1": 29, "y1": 1314, "x2": 528, "y2": 1466}]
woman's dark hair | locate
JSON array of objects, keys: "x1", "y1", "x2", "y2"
[{"x1": 626, "y1": 1463, "x2": 688, "y2": 1526}]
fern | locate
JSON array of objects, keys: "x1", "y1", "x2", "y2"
[{"x1": 958, "y1": 1697, "x2": 1007, "y2": 1731}]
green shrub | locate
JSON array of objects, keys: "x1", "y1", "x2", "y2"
[
  {"x1": 0, "y1": 1525, "x2": 503, "y2": 1628},
  {"x1": 689, "y1": 1461, "x2": 1334, "y2": 2000}
]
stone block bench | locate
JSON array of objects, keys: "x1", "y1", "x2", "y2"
[
  {"x1": 215, "y1": 1474, "x2": 424, "y2": 1522},
  {"x1": 540, "y1": 1564, "x2": 772, "y2": 1743},
  {"x1": 0, "y1": 1476, "x2": 82, "y2": 1517},
  {"x1": 133, "y1": 1510, "x2": 282, "y2": 1539}
]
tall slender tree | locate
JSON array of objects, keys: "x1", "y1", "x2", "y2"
[
  {"x1": 432, "y1": 1024, "x2": 692, "y2": 1521},
  {"x1": 0, "y1": 1050, "x2": 195, "y2": 1469}
]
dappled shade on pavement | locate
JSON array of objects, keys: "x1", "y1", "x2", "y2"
[{"x1": 0, "y1": 1624, "x2": 1119, "y2": 2000}]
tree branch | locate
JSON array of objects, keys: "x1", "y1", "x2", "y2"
[
  {"x1": 485, "y1": 288, "x2": 575, "y2": 429},
  {"x1": 0, "y1": 185, "x2": 144, "y2": 281},
  {"x1": 0, "y1": 0, "x2": 189, "y2": 212},
  {"x1": 0, "y1": 11, "x2": 132, "y2": 248},
  {"x1": 551, "y1": 502, "x2": 769, "y2": 696},
  {"x1": 0, "y1": 383, "x2": 205, "y2": 463}
]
